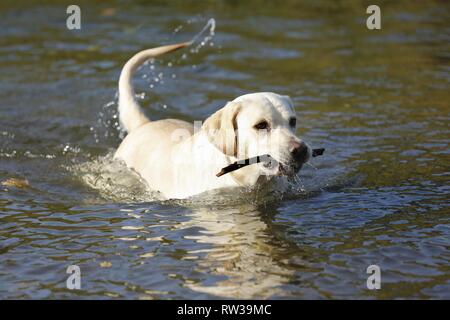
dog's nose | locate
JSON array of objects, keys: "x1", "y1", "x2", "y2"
[{"x1": 289, "y1": 141, "x2": 308, "y2": 162}]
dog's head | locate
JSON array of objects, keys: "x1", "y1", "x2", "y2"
[{"x1": 203, "y1": 92, "x2": 311, "y2": 183}]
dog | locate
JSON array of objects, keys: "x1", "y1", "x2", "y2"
[{"x1": 114, "y1": 42, "x2": 311, "y2": 199}]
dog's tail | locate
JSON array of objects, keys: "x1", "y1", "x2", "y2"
[{"x1": 118, "y1": 42, "x2": 189, "y2": 133}]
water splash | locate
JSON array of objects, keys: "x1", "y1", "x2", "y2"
[
  {"x1": 70, "y1": 153, "x2": 162, "y2": 202},
  {"x1": 91, "y1": 98, "x2": 124, "y2": 145},
  {"x1": 187, "y1": 18, "x2": 216, "y2": 53}
]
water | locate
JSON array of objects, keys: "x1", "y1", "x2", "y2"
[{"x1": 0, "y1": 1, "x2": 449, "y2": 299}]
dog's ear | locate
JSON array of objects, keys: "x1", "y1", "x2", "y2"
[{"x1": 202, "y1": 101, "x2": 241, "y2": 156}]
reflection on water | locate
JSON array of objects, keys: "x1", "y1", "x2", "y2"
[
  {"x1": 177, "y1": 204, "x2": 293, "y2": 298},
  {"x1": 0, "y1": 0, "x2": 449, "y2": 299}
]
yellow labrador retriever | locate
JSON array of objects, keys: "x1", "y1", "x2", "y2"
[{"x1": 114, "y1": 43, "x2": 311, "y2": 199}]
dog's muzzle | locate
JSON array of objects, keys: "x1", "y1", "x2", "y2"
[
  {"x1": 260, "y1": 140, "x2": 310, "y2": 176},
  {"x1": 277, "y1": 141, "x2": 310, "y2": 176},
  {"x1": 290, "y1": 140, "x2": 309, "y2": 163}
]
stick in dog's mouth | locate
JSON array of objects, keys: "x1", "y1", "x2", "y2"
[{"x1": 216, "y1": 148, "x2": 325, "y2": 177}]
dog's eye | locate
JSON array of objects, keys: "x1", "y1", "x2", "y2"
[
  {"x1": 254, "y1": 121, "x2": 269, "y2": 130},
  {"x1": 289, "y1": 118, "x2": 297, "y2": 127}
]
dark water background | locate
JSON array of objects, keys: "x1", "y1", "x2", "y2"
[{"x1": 0, "y1": 0, "x2": 449, "y2": 299}]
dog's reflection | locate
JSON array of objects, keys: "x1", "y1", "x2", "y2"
[{"x1": 174, "y1": 201, "x2": 296, "y2": 298}]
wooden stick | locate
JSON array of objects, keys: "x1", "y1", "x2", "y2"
[
  {"x1": 312, "y1": 148, "x2": 325, "y2": 157},
  {"x1": 216, "y1": 154, "x2": 272, "y2": 177},
  {"x1": 216, "y1": 148, "x2": 325, "y2": 177}
]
